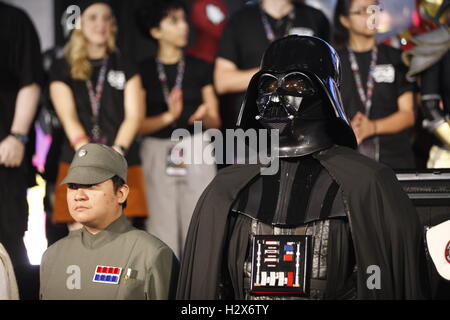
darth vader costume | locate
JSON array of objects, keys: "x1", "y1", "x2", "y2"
[{"x1": 177, "y1": 36, "x2": 428, "y2": 300}]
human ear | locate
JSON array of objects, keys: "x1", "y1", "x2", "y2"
[
  {"x1": 339, "y1": 15, "x2": 351, "y2": 29},
  {"x1": 150, "y1": 27, "x2": 161, "y2": 40},
  {"x1": 117, "y1": 184, "x2": 130, "y2": 205}
]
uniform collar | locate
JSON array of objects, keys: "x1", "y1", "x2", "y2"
[{"x1": 80, "y1": 214, "x2": 134, "y2": 249}]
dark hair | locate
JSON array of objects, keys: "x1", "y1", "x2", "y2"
[
  {"x1": 135, "y1": 0, "x2": 186, "y2": 42},
  {"x1": 332, "y1": 0, "x2": 354, "y2": 49},
  {"x1": 112, "y1": 175, "x2": 127, "y2": 209}
]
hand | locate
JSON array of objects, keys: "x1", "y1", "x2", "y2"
[
  {"x1": 351, "y1": 112, "x2": 376, "y2": 145},
  {"x1": 167, "y1": 88, "x2": 183, "y2": 121},
  {"x1": 0, "y1": 135, "x2": 25, "y2": 167},
  {"x1": 188, "y1": 103, "x2": 208, "y2": 124}
]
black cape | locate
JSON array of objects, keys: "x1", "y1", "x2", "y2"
[{"x1": 177, "y1": 146, "x2": 429, "y2": 299}]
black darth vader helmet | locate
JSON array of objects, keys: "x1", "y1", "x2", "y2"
[{"x1": 237, "y1": 35, "x2": 357, "y2": 155}]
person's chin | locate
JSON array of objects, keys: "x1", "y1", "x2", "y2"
[
  {"x1": 70, "y1": 210, "x2": 93, "y2": 224},
  {"x1": 88, "y1": 37, "x2": 108, "y2": 47},
  {"x1": 363, "y1": 27, "x2": 378, "y2": 36},
  {"x1": 176, "y1": 38, "x2": 188, "y2": 49}
]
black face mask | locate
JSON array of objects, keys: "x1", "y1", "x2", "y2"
[{"x1": 255, "y1": 71, "x2": 334, "y2": 157}]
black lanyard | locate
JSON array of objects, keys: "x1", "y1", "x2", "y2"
[
  {"x1": 260, "y1": 5, "x2": 295, "y2": 42},
  {"x1": 155, "y1": 56, "x2": 185, "y2": 128},
  {"x1": 86, "y1": 56, "x2": 109, "y2": 143},
  {"x1": 347, "y1": 46, "x2": 378, "y2": 116},
  {"x1": 347, "y1": 47, "x2": 380, "y2": 161},
  {"x1": 155, "y1": 56, "x2": 185, "y2": 106}
]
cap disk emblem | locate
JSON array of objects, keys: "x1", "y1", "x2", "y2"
[{"x1": 78, "y1": 149, "x2": 87, "y2": 157}]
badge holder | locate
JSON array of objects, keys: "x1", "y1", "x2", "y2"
[
  {"x1": 166, "y1": 145, "x2": 187, "y2": 177},
  {"x1": 250, "y1": 235, "x2": 312, "y2": 296}
]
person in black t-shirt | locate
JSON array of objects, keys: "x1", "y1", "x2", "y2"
[
  {"x1": 0, "y1": 0, "x2": 43, "y2": 274},
  {"x1": 333, "y1": 0, "x2": 416, "y2": 169},
  {"x1": 136, "y1": 0, "x2": 221, "y2": 259},
  {"x1": 49, "y1": 1, "x2": 148, "y2": 229},
  {"x1": 215, "y1": 0, "x2": 330, "y2": 128}
]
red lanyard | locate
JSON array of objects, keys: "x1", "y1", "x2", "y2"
[
  {"x1": 347, "y1": 46, "x2": 378, "y2": 116},
  {"x1": 86, "y1": 55, "x2": 109, "y2": 143}
]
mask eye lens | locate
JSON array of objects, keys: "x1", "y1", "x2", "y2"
[
  {"x1": 284, "y1": 79, "x2": 306, "y2": 92},
  {"x1": 258, "y1": 76, "x2": 278, "y2": 95},
  {"x1": 282, "y1": 73, "x2": 315, "y2": 96}
]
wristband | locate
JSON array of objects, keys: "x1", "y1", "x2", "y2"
[
  {"x1": 10, "y1": 132, "x2": 28, "y2": 145},
  {"x1": 71, "y1": 134, "x2": 89, "y2": 148}
]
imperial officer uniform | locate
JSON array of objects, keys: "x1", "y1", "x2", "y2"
[
  {"x1": 40, "y1": 144, "x2": 178, "y2": 300},
  {"x1": 40, "y1": 214, "x2": 177, "y2": 300}
]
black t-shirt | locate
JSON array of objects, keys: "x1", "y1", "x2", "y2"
[
  {"x1": 217, "y1": 2, "x2": 330, "y2": 123},
  {"x1": 0, "y1": 2, "x2": 43, "y2": 141},
  {"x1": 337, "y1": 44, "x2": 416, "y2": 169},
  {"x1": 139, "y1": 55, "x2": 213, "y2": 139},
  {"x1": 49, "y1": 51, "x2": 141, "y2": 165}
]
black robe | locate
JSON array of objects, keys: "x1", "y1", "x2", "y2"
[{"x1": 176, "y1": 145, "x2": 429, "y2": 299}]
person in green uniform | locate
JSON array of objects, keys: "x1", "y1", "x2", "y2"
[{"x1": 40, "y1": 143, "x2": 178, "y2": 300}]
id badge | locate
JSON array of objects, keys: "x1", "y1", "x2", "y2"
[
  {"x1": 250, "y1": 235, "x2": 312, "y2": 296},
  {"x1": 166, "y1": 145, "x2": 187, "y2": 176}
]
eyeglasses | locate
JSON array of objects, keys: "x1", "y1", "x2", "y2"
[
  {"x1": 348, "y1": 6, "x2": 383, "y2": 16},
  {"x1": 258, "y1": 72, "x2": 316, "y2": 97}
]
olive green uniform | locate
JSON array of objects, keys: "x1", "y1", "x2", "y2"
[{"x1": 40, "y1": 215, "x2": 178, "y2": 300}]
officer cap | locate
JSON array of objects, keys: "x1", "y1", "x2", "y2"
[{"x1": 61, "y1": 143, "x2": 127, "y2": 185}]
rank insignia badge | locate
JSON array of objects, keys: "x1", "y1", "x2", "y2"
[
  {"x1": 92, "y1": 265, "x2": 122, "y2": 284},
  {"x1": 250, "y1": 235, "x2": 312, "y2": 296}
]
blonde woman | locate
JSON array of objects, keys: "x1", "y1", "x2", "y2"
[{"x1": 50, "y1": 1, "x2": 147, "y2": 229}]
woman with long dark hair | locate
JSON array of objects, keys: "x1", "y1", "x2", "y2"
[{"x1": 333, "y1": 0, "x2": 416, "y2": 169}]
